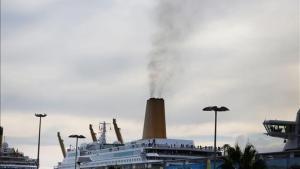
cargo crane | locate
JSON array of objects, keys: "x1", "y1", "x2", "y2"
[
  {"x1": 113, "y1": 118, "x2": 124, "y2": 144},
  {"x1": 57, "y1": 132, "x2": 66, "y2": 158},
  {"x1": 89, "y1": 124, "x2": 97, "y2": 142}
]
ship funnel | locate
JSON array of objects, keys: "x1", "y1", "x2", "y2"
[
  {"x1": 57, "y1": 132, "x2": 66, "y2": 158},
  {"x1": 0, "y1": 126, "x2": 3, "y2": 149},
  {"x1": 142, "y1": 98, "x2": 166, "y2": 139},
  {"x1": 89, "y1": 124, "x2": 97, "y2": 142}
]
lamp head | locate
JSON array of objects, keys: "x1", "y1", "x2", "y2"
[
  {"x1": 69, "y1": 134, "x2": 86, "y2": 139},
  {"x1": 203, "y1": 106, "x2": 229, "y2": 112},
  {"x1": 203, "y1": 106, "x2": 214, "y2": 111},
  {"x1": 218, "y1": 106, "x2": 229, "y2": 111},
  {"x1": 35, "y1": 113, "x2": 47, "y2": 117},
  {"x1": 69, "y1": 135, "x2": 77, "y2": 138},
  {"x1": 78, "y1": 135, "x2": 86, "y2": 139}
]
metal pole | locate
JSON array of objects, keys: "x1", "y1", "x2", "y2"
[
  {"x1": 203, "y1": 106, "x2": 228, "y2": 169},
  {"x1": 37, "y1": 117, "x2": 42, "y2": 169},
  {"x1": 75, "y1": 137, "x2": 78, "y2": 169},
  {"x1": 214, "y1": 110, "x2": 217, "y2": 169}
]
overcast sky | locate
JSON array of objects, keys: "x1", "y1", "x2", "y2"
[{"x1": 1, "y1": 0, "x2": 299, "y2": 168}]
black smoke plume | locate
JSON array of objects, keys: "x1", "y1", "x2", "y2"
[{"x1": 148, "y1": 0, "x2": 199, "y2": 97}]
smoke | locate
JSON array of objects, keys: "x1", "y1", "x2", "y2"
[{"x1": 148, "y1": 0, "x2": 199, "y2": 97}]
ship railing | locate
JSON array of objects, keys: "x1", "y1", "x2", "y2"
[{"x1": 88, "y1": 143, "x2": 218, "y2": 155}]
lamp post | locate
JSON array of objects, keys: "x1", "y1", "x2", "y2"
[
  {"x1": 69, "y1": 134, "x2": 85, "y2": 169},
  {"x1": 203, "y1": 106, "x2": 229, "y2": 169},
  {"x1": 35, "y1": 113, "x2": 47, "y2": 169}
]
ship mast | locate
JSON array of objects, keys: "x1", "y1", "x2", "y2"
[{"x1": 99, "y1": 121, "x2": 111, "y2": 144}]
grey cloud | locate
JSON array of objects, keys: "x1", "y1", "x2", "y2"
[
  {"x1": 2, "y1": 0, "x2": 297, "y2": 123},
  {"x1": 1, "y1": 1, "x2": 298, "y2": 168}
]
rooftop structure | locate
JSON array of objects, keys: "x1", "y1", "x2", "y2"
[{"x1": 263, "y1": 108, "x2": 300, "y2": 151}]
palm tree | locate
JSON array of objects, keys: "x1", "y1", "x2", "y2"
[{"x1": 220, "y1": 144, "x2": 266, "y2": 169}]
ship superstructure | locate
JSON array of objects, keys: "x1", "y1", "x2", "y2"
[
  {"x1": 258, "y1": 108, "x2": 300, "y2": 168},
  {"x1": 0, "y1": 127, "x2": 37, "y2": 169},
  {"x1": 56, "y1": 128, "x2": 218, "y2": 169},
  {"x1": 55, "y1": 98, "x2": 219, "y2": 169},
  {"x1": 263, "y1": 108, "x2": 300, "y2": 151},
  {"x1": 78, "y1": 138, "x2": 218, "y2": 169}
]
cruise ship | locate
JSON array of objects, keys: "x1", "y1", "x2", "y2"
[
  {"x1": 0, "y1": 126, "x2": 37, "y2": 169},
  {"x1": 55, "y1": 98, "x2": 220, "y2": 169}
]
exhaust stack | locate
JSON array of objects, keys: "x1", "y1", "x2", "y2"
[
  {"x1": 0, "y1": 126, "x2": 3, "y2": 149},
  {"x1": 57, "y1": 132, "x2": 66, "y2": 158},
  {"x1": 142, "y1": 98, "x2": 166, "y2": 139},
  {"x1": 113, "y1": 119, "x2": 124, "y2": 144},
  {"x1": 89, "y1": 124, "x2": 97, "y2": 142}
]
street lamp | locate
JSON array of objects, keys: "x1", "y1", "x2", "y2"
[
  {"x1": 35, "y1": 113, "x2": 47, "y2": 169},
  {"x1": 69, "y1": 134, "x2": 86, "y2": 169},
  {"x1": 203, "y1": 106, "x2": 229, "y2": 169}
]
